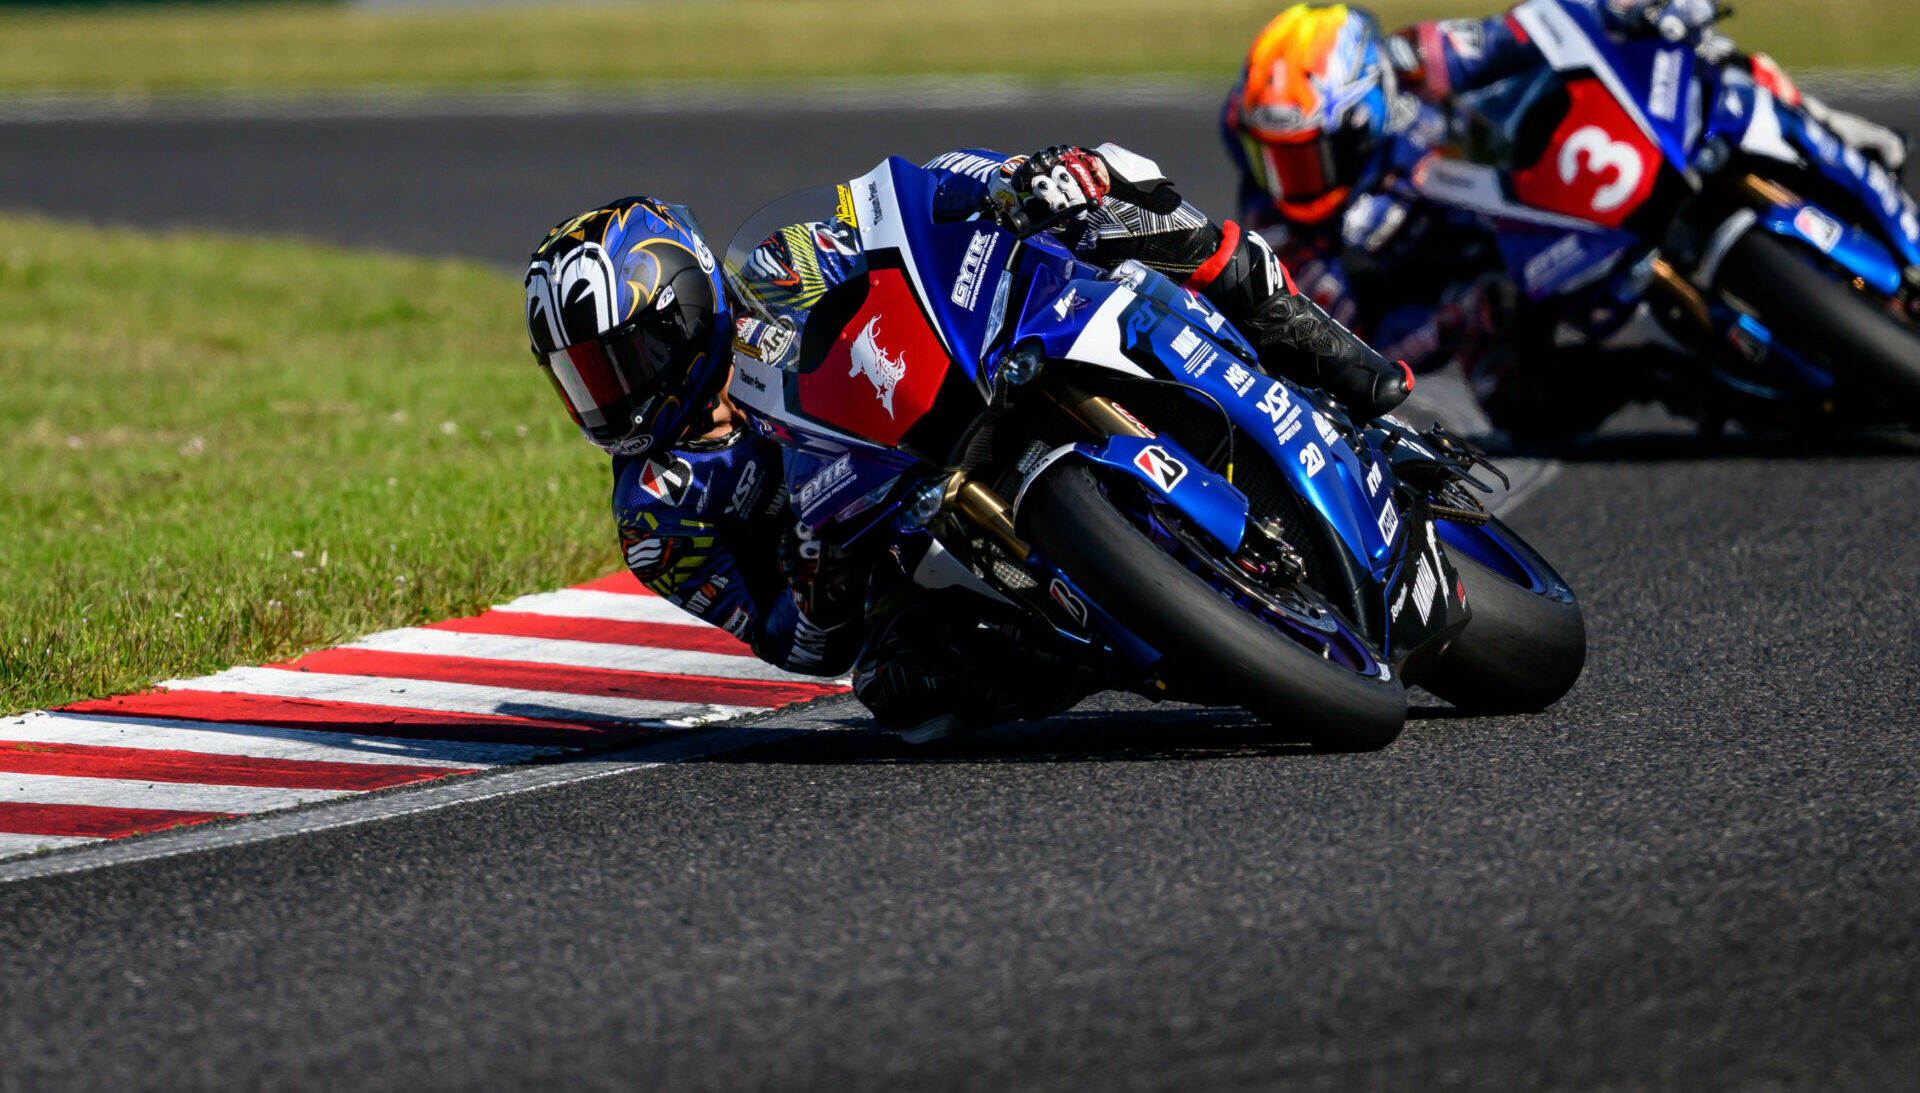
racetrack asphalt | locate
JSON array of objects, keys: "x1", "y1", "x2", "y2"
[{"x1": 2, "y1": 91, "x2": 1918, "y2": 1091}]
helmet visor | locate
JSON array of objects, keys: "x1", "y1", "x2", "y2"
[
  {"x1": 541, "y1": 311, "x2": 698, "y2": 445},
  {"x1": 1259, "y1": 133, "x2": 1335, "y2": 201}
]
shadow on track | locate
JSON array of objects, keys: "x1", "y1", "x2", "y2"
[{"x1": 697, "y1": 699, "x2": 1494, "y2": 766}]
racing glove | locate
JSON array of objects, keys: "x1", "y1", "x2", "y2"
[
  {"x1": 988, "y1": 145, "x2": 1112, "y2": 233},
  {"x1": 1189, "y1": 222, "x2": 1412, "y2": 422},
  {"x1": 777, "y1": 520, "x2": 871, "y2": 629}
]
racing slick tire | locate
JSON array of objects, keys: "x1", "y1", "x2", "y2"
[
  {"x1": 1715, "y1": 230, "x2": 1920, "y2": 412},
  {"x1": 1419, "y1": 522, "x2": 1586, "y2": 714},
  {"x1": 1024, "y1": 462, "x2": 1407, "y2": 750}
]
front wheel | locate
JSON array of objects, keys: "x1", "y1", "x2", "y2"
[
  {"x1": 1420, "y1": 519, "x2": 1585, "y2": 714},
  {"x1": 1714, "y1": 230, "x2": 1920, "y2": 412},
  {"x1": 1024, "y1": 463, "x2": 1407, "y2": 750}
]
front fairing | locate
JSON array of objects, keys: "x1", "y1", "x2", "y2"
[{"x1": 1006, "y1": 261, "x2": 1459, "y2": 662}]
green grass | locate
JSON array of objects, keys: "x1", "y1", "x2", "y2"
[
  {"x1": 0, "y1": 0, "x2": 1907, "y2": 97},
  {"x1": 0, "y1": 214, "x2": 617, "y2": 716}
]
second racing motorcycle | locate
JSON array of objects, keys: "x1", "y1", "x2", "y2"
[
  {"x1": 724, "y1": 154, "x2": 1586, "y2": 749},
  {"x1": 1404, "y1": 0, "x2": 1920, "y2": 434}
]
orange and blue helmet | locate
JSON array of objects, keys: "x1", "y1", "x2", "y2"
[
  {"x1": 525, "y1": 197, "x2": 731, "y2": 458},
  {"x1": 1229, "y1": 4, "x2": 1395, "y2": 225}
]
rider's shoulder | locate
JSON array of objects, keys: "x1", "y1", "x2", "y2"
[{"x1": 611, "y1": 428, "x2": 771, "y2": 518}]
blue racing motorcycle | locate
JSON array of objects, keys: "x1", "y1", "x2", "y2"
[
  {"x1": 724, "y1": 156, "x2": 1585, "y2": 749},
  {"x1": 1403, "y1": 0, "x2": 1920, "y2": 433}
]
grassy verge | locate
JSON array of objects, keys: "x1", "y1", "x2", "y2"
[
  {"x1": 0, "y1": 0, "x2": 1909, "y2": 96},
  {"x1": 0, "y1": 214, "x2": 616, "y2": 716}
]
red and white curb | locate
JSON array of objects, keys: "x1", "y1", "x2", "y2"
[{"x1": 0, "y1": 571, "x2": 846, "y2": 861}]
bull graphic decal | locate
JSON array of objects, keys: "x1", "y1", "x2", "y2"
[{"x1": 849, "y1": 316, "x2": 908, "y2": 415}]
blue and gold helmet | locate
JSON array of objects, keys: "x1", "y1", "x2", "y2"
[{"x1": 525, "y1": 197, "x2": 730, "y2": 458}]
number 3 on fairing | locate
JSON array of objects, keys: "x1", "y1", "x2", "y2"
[{"x1": 1558, "y1": 126, "x2": 1645, "y2": 214}]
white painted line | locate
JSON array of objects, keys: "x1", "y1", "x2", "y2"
[
  {"x1": 0, "y1": 833, "x2": 100, "y2": 858},
  {"x1": 492, "y1": 589, "x2": 713, "y2": 625},
  {"x1": 0, "y1": 711, "x2": 555, "y2": 768},
  {"x1": 158, "y1": 668, "x2": 757, "y2": 725},
  {"x1": 0, "y1": 772, "x2": 357, "y2": 814},
  {"x1": 343, "y1": 627, "x2": 822, "y2": 684}
]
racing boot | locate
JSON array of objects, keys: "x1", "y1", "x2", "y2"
[{"x1": 1193, "y1": 222, "x2": 1412, "y2": 422}]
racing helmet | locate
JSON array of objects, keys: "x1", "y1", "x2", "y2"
[
  {"x1": 525, "y1": 197, "x2": 730, "y2": 458},
  {"x1": 1231, "y1": 3, "x2": 1395, "y2": 224}
]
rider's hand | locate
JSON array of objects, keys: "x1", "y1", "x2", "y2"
[
  {"x1": 777, "y1": 521, "x2": 869, "y2": 627},
  {"x1": 988, "y1": 146, "x2": 1112, "y2": 232},
  {"x1": 1609, "y1": 0, "x2": 1716, "y2": 42}
]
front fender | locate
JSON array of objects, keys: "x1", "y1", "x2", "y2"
[{"x1": 1013, "y1": 433, "x2": 1249, "y2": 553}]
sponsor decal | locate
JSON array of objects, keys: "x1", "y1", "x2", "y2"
[
  {"x1": 1412, "y1": 555, "x2": 1439, "y2": 625},
  {"x1": 1048, "y1": 577, "x2": 1089, "y2": 627},
  {"x1": 1523, "y1": 234, "x2": 1589, "y2": 293},
  {"x1": 734, "y1": 368, "x2": 768, "y2": 392},
  {"x1": 1364, "y1": 459, "x2": 1383, "y2": 497},
  {"x1": 726, "y1": 460, "x2": 763, "y2": 517},
  {"x1": 795, "y1": 452, "x2": 856, "y2": 518},
  {"x1": 1170, "y1": 326, "x2": 1220, "y2": 377},
  {"x1": 1456, "y1": 577, "x2": 1468, "y2": 607},
  {"x1": 1650, "y1": 49, "x2": 1683, "y2": 121},
  {"x1": 722, "y1": 606, "x2": 753, "y2": 639},
  {"x1": 1275, "y1": 404, "x2": 1304, "y2": 445},
  {"x1": 835, "y1": 183, "x2": 860, "y2": 229},
  {"x1": 1376, "y1": 500, "x2": 1401, "y2": 545},
  {"x1": 1390, "y1": 584, "x2": 1411, "y2": 623},
  {"x1": 622, "y1": 533, "x2": 683, "y2": 580},
  {"x1": 1314, "y1": 412, "x2": 1341, "y2": 446},
  {"x1": 1299, "y1": 442, "x2": 1326, "y2": 477},
  {"x1": 1248, "y1": 103, "x2": 1309, "y2": 133},
  {"x1": 637, "y1": 457, "x2": 694, "y2": 506},
  {"x1": 866, "y1": 180, "x2": 885, "y2": 226},
  {"x1": 788, "y1": 614, "x2": 837, "y2": 669},
  {"x1": 950, "y1": 230, "x2": 998, "y2": 311},
  {"x1": 1255, "y1": 380, "x2": 1293, "y2": 423},
  {"x1": 798, "y1": 268, "x2": 951, "y2": 446},
  {"x1": 1053, "y1": 287, "x2": 1081, "y2": 320},
  {"x1": 1180, "y1": 289, "x2": 1229, "y2": 333},
  {"x1": 1112, "y1": 402, "x2": 1155, "y2": 437},
  {"x1": 684, "y1": 574, "x2": 731, "y2": 616},
  {"x1": 849, "y1": 317, "x2": 909, "y2": 414},
  {"x1": 1132, "y1": 445, "x2": 1189, "y2": 492},
  {"x1": 1793, "y1": 207, "x2": 1844, "y2": 253},
  {"x1": 1223, "y1": 362, "x2": 1259, "y2": 397}
]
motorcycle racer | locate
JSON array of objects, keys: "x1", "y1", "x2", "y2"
[
  {"x1": 525, "y1": 143, "x2": 1413, "y2": 742},
  {"x1": 1223, "y1": 1, "x2": 1913, "y2": 421}
]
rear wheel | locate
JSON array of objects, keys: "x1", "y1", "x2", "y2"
[
  {"x1": 1715, "y1": 230, "x2": 1920, "y2": 412},
  {"x1": 1420, "y1": 519, "x2": 1585, "y2": 714},
  {"x1": 1024, "y1": 462, "x2": 1407, "y2": 750}
]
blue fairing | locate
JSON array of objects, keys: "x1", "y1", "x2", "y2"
[
  {"x1": 1707, "y1": 76, "x2": 1920, "y2": 271},
  {"x1": 1773, "y1": 106, "x2": 1920, "y2": 269},
  {"x1": 1007, "y1": 262, "x2": 1404, "y2": 579},
  {"x1": 1556, "y1": 0, "x2": 1698, "y2": 170}
]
